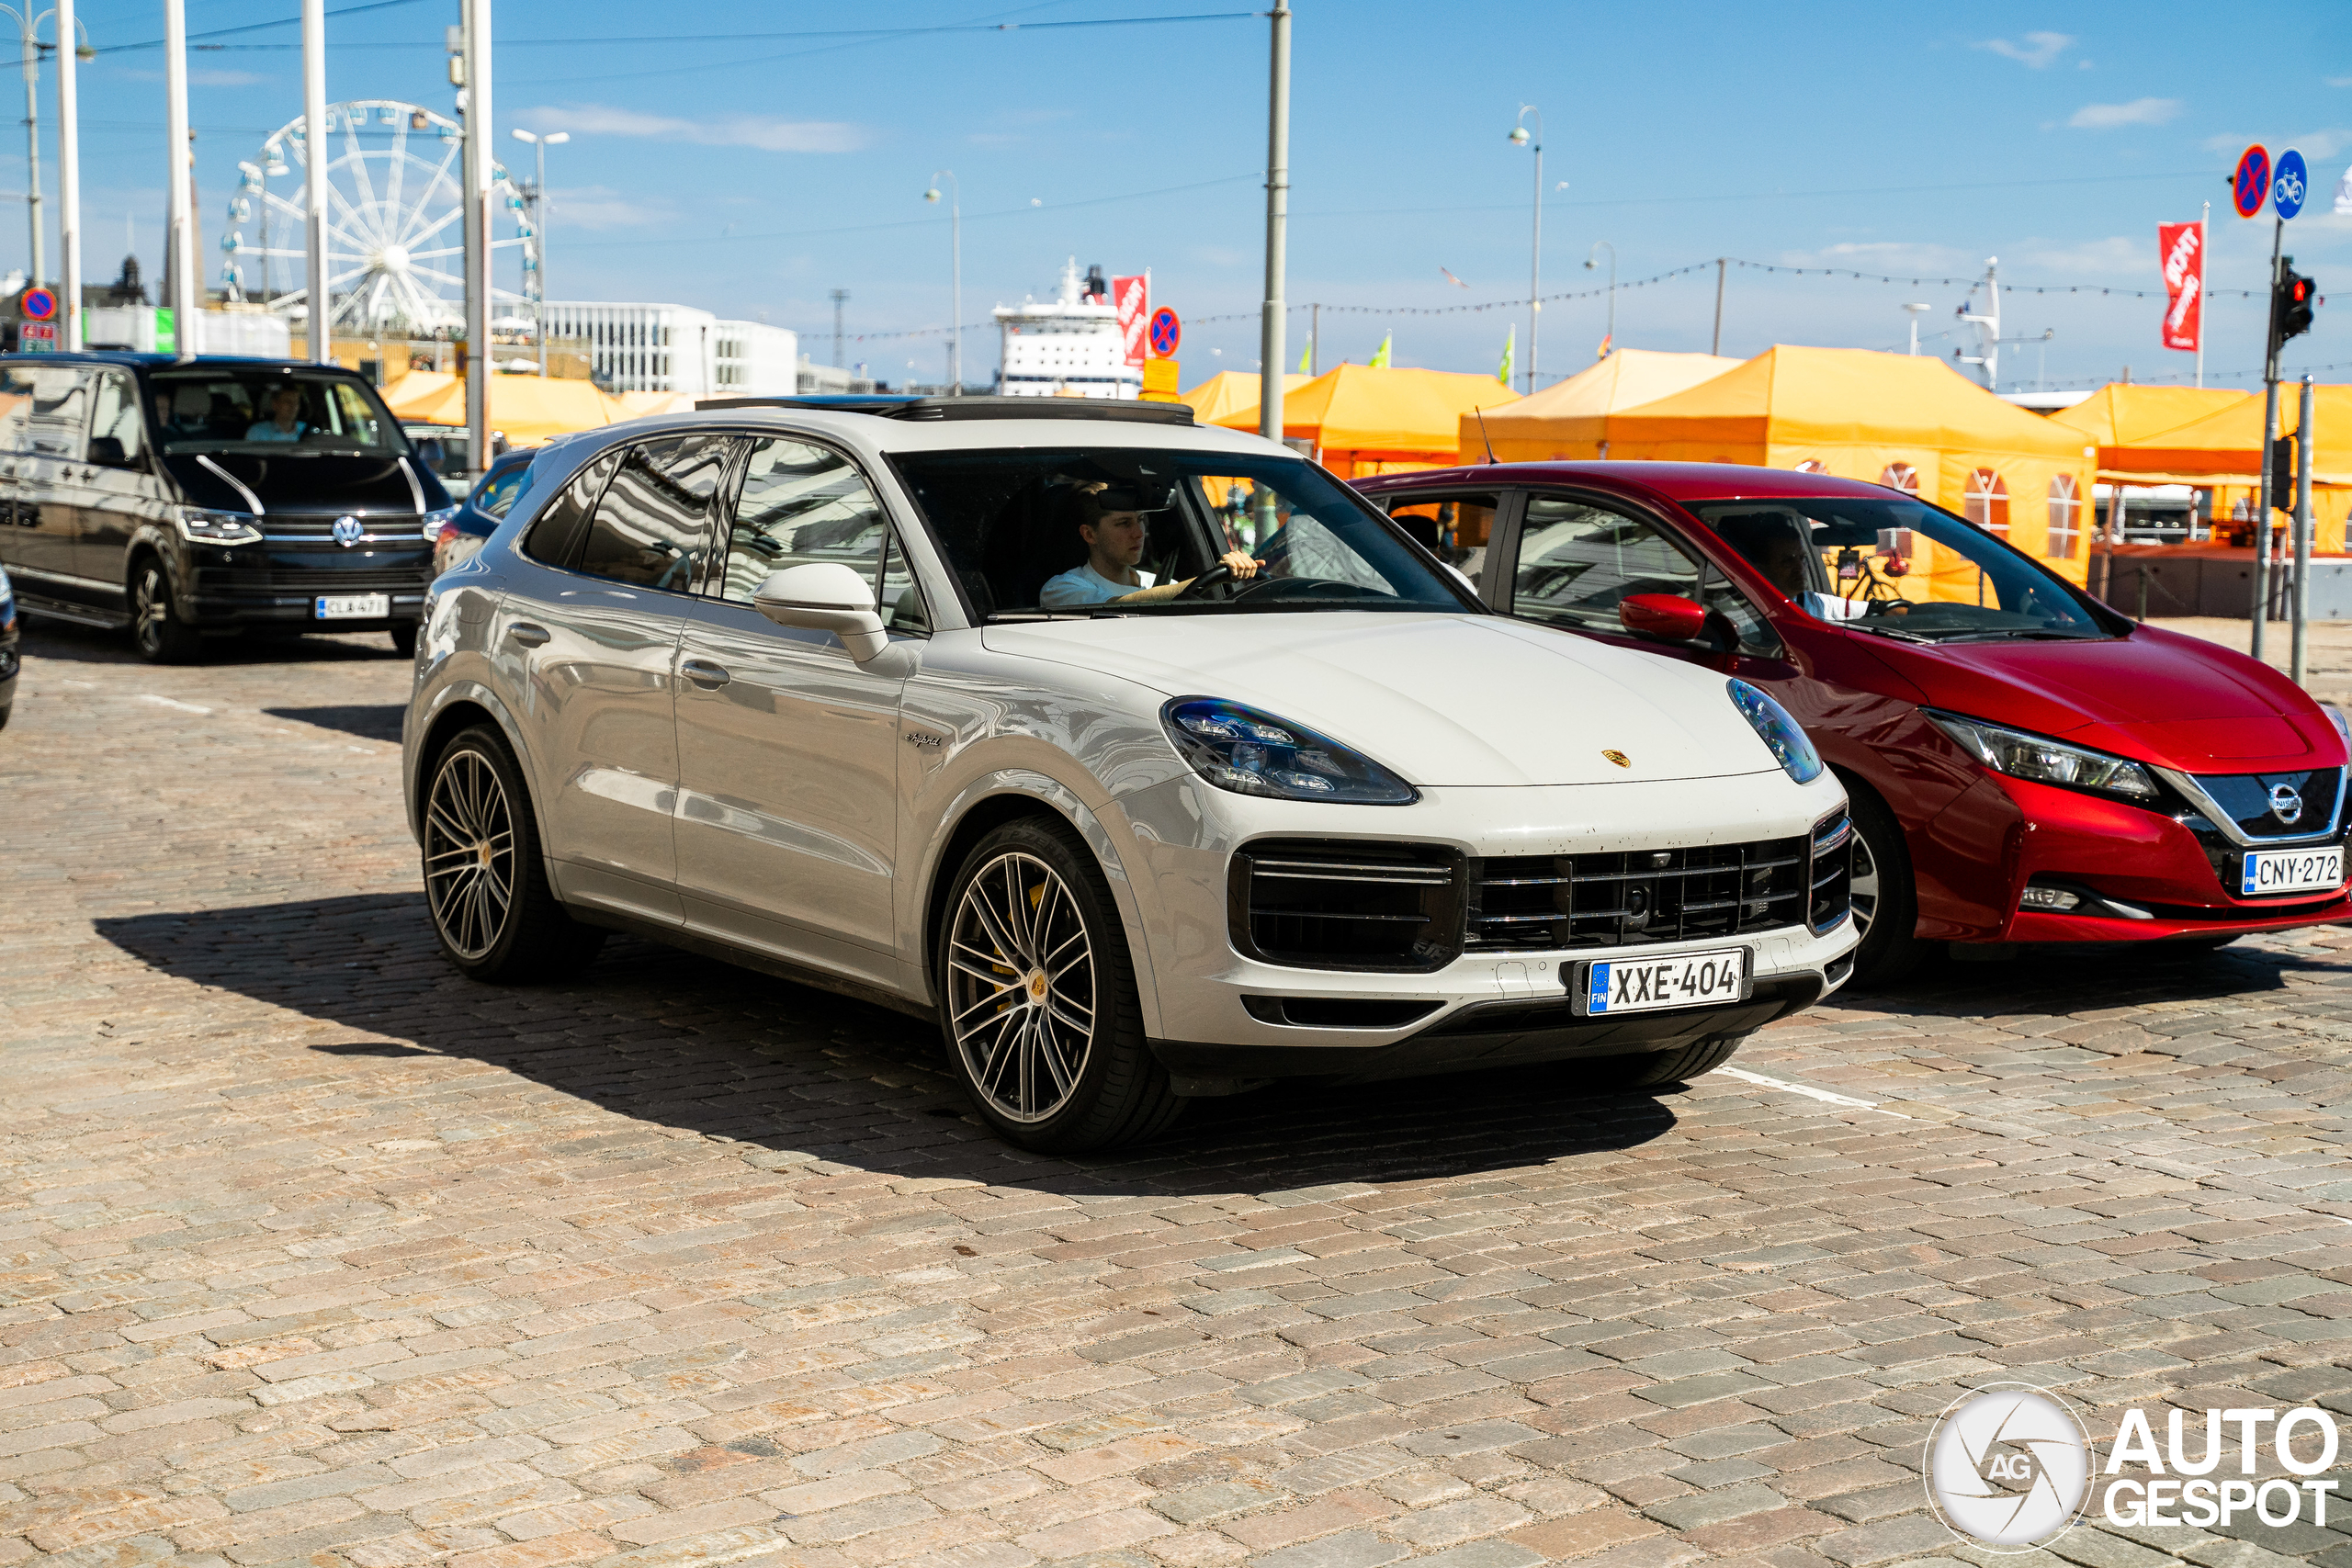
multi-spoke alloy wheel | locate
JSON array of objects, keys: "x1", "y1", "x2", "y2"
[
  {"x1": 1849, "y1": 827, "x2": 1881, "y2": 941},
  {"x1": 130, "y1": 561, "x2": 199, "y2": 663},
  {"x1": 946, "y1": 851, "x2": 1097, "y2": 1123},
  {"x1": 1842, "y1": 788, "x2": 1927, "y2": 987},
  {"x1": 424, "y1": 746, "x2": 516, "y2": 963}
]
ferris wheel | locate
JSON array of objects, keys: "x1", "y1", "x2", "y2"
[{"x1": 220, "y1": 99, "x2": 537, "y2": 336}]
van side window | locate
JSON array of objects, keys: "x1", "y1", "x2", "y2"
[
  {"x1": 89, "y1": 372, "x2": 145, "y2": 465},
  {"x1": 521, "y1": 448, "x2": 622, "y2": 568},
  {"x1": 24, "y1": 366, "x2": 92, "y2": 458},
  {"x1": 575, "y1": 435, "x2": 733, "y2": 592}
]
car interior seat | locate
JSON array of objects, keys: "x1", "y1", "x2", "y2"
[{"x1": 983, "y1": 480, "x2": 1092, "y2": 609}]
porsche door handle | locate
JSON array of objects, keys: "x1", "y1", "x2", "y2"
[
  {"x1": 506, "y1": 622, "x2": 550, "y2": 647},
  {"x1": 680, "y1": 659, "x2": 731, "y2": 689}
]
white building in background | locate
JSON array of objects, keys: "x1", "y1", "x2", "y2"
[
  {"x1": 994, "y1": 258, "x2": 1136, "y2": 399},
  {"x1": 541, "y1": 301, "x2": 797, "y2": 397}
]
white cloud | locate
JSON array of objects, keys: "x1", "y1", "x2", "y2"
[
  {"x1": 1781, "y1": 241, "x2": 1973, "y2": 274},
  {"x1": 2330, "y1": 76, "x2": 2352, "y2": 87},
  {"x1": 2068, "y1": 97, "x2": 2183, "y2": 129},
  {"x1": 122, "y1": 67, "x2": 268, "y2": 86},
  {"x1": 1979, "y1": 31, "x2": 2073, "y2": 69},
  {"x1": 516, "y1": 104, "x2": 865, "y2": 154},
  {"x1": 2014, "y1": 236, "x2": 2144, "y2": 276},
  {"x1": 546, "y1": 184, "x2": 676, "y2": 232}
]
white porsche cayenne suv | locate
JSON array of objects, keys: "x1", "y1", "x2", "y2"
[{"x1": 402, "y1": 398, "x2": 1857, "y2": 1150}]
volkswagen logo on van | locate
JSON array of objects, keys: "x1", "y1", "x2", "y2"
[
  {"x1": 332, "y1": 516, "x2": 366, "y2": 547},
  {"x1": 2268, "y1": 782, "x2": 2304, "y2": 827}
]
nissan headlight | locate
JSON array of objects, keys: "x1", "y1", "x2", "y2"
[
  {"x1": 175, "y1": 507, "x2": 262, "y2": 545},
  {"x1": 421, "y1": 505, "x2": 461, "y2": 542},
  {"x1": 1727, "y1": 678, "x2": 1824, "y2": 784},
  {"x1": 1161, "y1": 697, "x2": 1418, "y2": 805},
  {"x1": 1926, "y1": 710, "x2": 2158, "y2": 801}
]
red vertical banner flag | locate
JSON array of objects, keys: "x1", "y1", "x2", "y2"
[
  {"x1": 1113, "y1": 275, "x2": 1148, "y2": 368},
  {"x1": 2157, "y1": 220, "x2": 2203, "y2": 353}
]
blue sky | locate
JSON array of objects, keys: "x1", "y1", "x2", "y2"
[{"x1": 44, "y1": 0, "x2": 2352, "y2": 389}]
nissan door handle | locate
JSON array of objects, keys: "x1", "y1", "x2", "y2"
[
  {"x1": 506, "y1": 623, "x2": 551, "y2": 648},
  {"x1": 680, "y1": 659, "x2": 731, "y2": 689}
]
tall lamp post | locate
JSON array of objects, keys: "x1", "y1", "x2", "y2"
[
  {"x1": 1508, "y1": 106, "x2": 1541, "y2": 394},
  {"x1": 923, "y1": 170, "x2": 959, "y2": 394},
  {"x1": 1903, "y1": 301, "x2": 1929, "y2": 355},
  {"x1": 0, "y1": 5, "x2": 62, "y2": 289},
  {"x1": 510, "y1": 127, "x2": 565, "y2": 375},
  {"x1": 1583, "y1": 239, "x2": 1614, "y2": 359}
]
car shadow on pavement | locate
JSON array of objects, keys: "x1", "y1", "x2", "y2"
[
  {"x1": 1838, "y1": 936, "x2": 2324, "y2": 1019},
  {"x1": 94, "y1": 893, "x2": 1682, "y2": 1197},
  {"x1": 20, "y1": 621, "x2": 404, "y2": 666},
  {"x1": 263, "y1": 704, "x2": 406, "y2": 742}
]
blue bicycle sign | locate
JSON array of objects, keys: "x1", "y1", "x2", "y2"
[{"x1": 2274, "y1": 148, "x2": 2309, "y2": 220}]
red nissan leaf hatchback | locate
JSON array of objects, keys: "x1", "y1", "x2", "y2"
[{"x1": 1355, "y1": 462, "x2": 2350, "y2": 984}]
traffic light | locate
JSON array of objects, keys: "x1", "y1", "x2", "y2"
[
  {"x1": 2276, "y1": 261, "x2": 2319, "y2": 346},
  {"x1": 2271, "y1": 434, "x2": 2298, "y2": 500}
]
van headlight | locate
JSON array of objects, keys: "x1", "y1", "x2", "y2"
[
  {"x1": 175, "y1": 507, "x2": 263, "y2": 545},
  {"x1": 1925, "y1": 709, "x2": 2158, "y2": 801},
  {"x1": 1727, "y1": 678, "x2": 1824, "y2": 784},
  {"x1": 1161, "y1": 697, "x2": 1418, "y2": 805},
  {"x1": 421, "y1": 505, "x2": 461, "y2": 542}
]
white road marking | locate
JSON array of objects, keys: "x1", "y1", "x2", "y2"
[
  {"x1": 1717, "y1": 1065, "x2": 1912, "y2": 1118},
  {"x1": 137, "y1": 694, "x2": 212, "y2": 715}
]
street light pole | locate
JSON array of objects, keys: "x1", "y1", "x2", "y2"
[
  {"x1": 163, "y1": 0, "x2": 194, "y2": 357},
  {"x1": 1509, "y1": 107, "x2": 1540, "y2": 393},
  {"x1": 1, "y1": 7, "x2": 43, "y2": 289},
  {"x1": 512, "y1": 127, "x2": 565, "y2": 376},
  {"x1": 1583, "y1": 239, "x2": 1613, "y2": 359},
  {"x1": 461, "y1": 0, "x2": 491, "y2": 472},
  {"x1": 1257, "y1": 0, "x2": 1289, "y2": 457},
  {"x1": 51, "y1": 0, "x2": 71, "y2": 346},
  {"x1": 1904, "y1": 301, "x2": 1929, "y2": 355},
  {"x1": 924, "y1": 170, "x2": 959, "y2": 394}
]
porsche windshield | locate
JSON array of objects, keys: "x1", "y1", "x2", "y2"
[
  {"x1": 889, "y1": 447, "x2": 1473, "y2": 618},
  {"x1": 146, "y1": 370, "x2": 407, "y2": 457},
  {"x1": 1690, "y1": 493, "x2": 2110, "y2": 643}
]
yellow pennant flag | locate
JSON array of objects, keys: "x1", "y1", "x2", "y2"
[
  {"x1": 1498, "y1": 325, "x2": 1515, "y2": 386},
  {"x1": 1367, "y1": 333, "x2": 1391, "y2": 369}
]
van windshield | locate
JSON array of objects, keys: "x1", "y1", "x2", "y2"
[
  {"x1": 147, "y1": 370, "x2": 406, "y2": 457},
  {"x1": 889, "y1": 447, "x2": 1473, "y2": 619},
  {"x1": 1690, "y1": 493, "x2": 2111, "y2": 643}
]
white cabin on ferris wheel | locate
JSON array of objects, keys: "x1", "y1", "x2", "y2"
[{"x1": 994, "y1": 258, "x2": 1139, "y2": 399}]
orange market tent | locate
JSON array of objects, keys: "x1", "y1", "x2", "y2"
[
  {"x1": 2083, "y1": 384, "x2": 2352, "y2": 551},
  {"x1": 1210, "y1": 363, "x2": 1521, "y2": 478},
  {"x1": 2048, "y1": 383, "x2": 2249, "y2": 469},
  {"x1": 383, "y1": 370, "x2": 634, "y2": 446},
  {"x1": 1561, "y1": 344, "x2": 2098, "y2": 589},
  {"x1": 614, "y1": 390, "x2": 700, "y2": 418},
  {"x1": 1179, "y1": 371, "x2": 1306, "y2": 426},
  {"x1": 1458, "y1": 349, "x2": 1741, "y2": 463}
]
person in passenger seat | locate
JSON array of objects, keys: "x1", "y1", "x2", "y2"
[{"x1": 1037, "y1": 483, "x2": 1261, "y2": 608}]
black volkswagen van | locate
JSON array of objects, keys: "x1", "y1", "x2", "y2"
[{"x1": 0, "y1": 353, "x2": 456, "y2": 661}]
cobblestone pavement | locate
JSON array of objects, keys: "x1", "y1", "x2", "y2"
[{"x1": 5, "y1": 623, "x2": 2350, "y2": 1568}]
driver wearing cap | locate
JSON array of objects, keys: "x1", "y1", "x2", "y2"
[{"x1": 1039, "y1": 484, "x2": 1261, "y2": 608}]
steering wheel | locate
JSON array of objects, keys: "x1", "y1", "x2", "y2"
[{"x1": 1172, "y1": 561, "x2": 1238, "y2": 601}]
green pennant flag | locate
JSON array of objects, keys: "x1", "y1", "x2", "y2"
[
  {"x1": 1297, "y1": 334, "x2": 1312, "y2": 374},
  {"x1": 1497, "y1": 325, "x2": 1514, "y2": 387},
  {"x1": 1367, "y1": 332, "x2": 1392, "y2": 369}
]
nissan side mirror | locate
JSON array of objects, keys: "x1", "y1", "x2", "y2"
[
  {"x1": 1619, "y1": 592, "x2": 1737, "y2": 653},
  {"x1": 752, "y1": 561, "x2": 888, "y2": 662}
]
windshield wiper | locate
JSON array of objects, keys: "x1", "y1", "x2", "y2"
[
  {"x1": 1841, "y1": 620, "x2": 1936, "y2": 644},
  {"x1": 1933, "y1": 629, "x2": 2102, "y2": 644}
]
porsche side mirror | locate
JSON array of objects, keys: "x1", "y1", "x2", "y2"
[{"x1": 752, "y1": 561, "x2": 888, "y2": 662}]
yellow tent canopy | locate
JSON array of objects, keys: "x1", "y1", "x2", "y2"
[
  {"x1": 2048, "y1": 384, "x2": 2248, "y2": 471},
  {"x1": 2084, "y1": 384, "x2": 2352, "y2": 551},
  {"x1": 614, "y1": 390, "x2": 700, "y2": 418},
  {"x1": 1459, "y1": 348, "x2": 1741, "y2": 463},
  {"x1": 382, "y1": 370, "x2": 634, "y2": 446},
  {"x1": 1551, "y1": 344, "x2": 2098, "y2": 587},
  {"x1": 1179, "y1": 372, "x2": 1307, "y2": 427},
  {"x1": 1210, "y1": 363, "x2": 1520, "y2": 478}
]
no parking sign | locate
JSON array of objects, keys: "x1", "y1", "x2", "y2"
[{"x1": 1148, "y1": 307, "x2": 1181, "y2": 358}]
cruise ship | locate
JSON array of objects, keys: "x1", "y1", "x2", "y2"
[{"x1": 994, "y1": 258, "x2": 1140, "y2": 399}]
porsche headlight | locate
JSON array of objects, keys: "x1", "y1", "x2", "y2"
[
  {"x1": 1727, "y1": 678, "x2": 1824, "y2": 784},
  {"x1": 1161, "y1": 697, "x2": 1417, "y2": 805},
  {"x1": 175, "y1": 507, "x2": 262, "y2": 545},
  {"x1": 1925, "y1": 710, "x2": 2158, "y2": 801}
]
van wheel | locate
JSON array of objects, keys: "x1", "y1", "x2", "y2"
[
  {"x1": 130, "y1": 558, "x2": 202, "y2": 664},
  {"x1": 389, "y1": 623, "x2": 418, "y2": 659},
  {"x1": 1846, "y1": 786, "x2": 1929, "y2": 987},
  {"x1": 938, "y1": 817, "x2": 1182, "y2": 1153},
  {"x1": 1587, "y1": 1032, "x2": 1747, "y2": 1090},
  {"x1": 423, "y1": 724, "x2": 605, "y2": 981}
]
